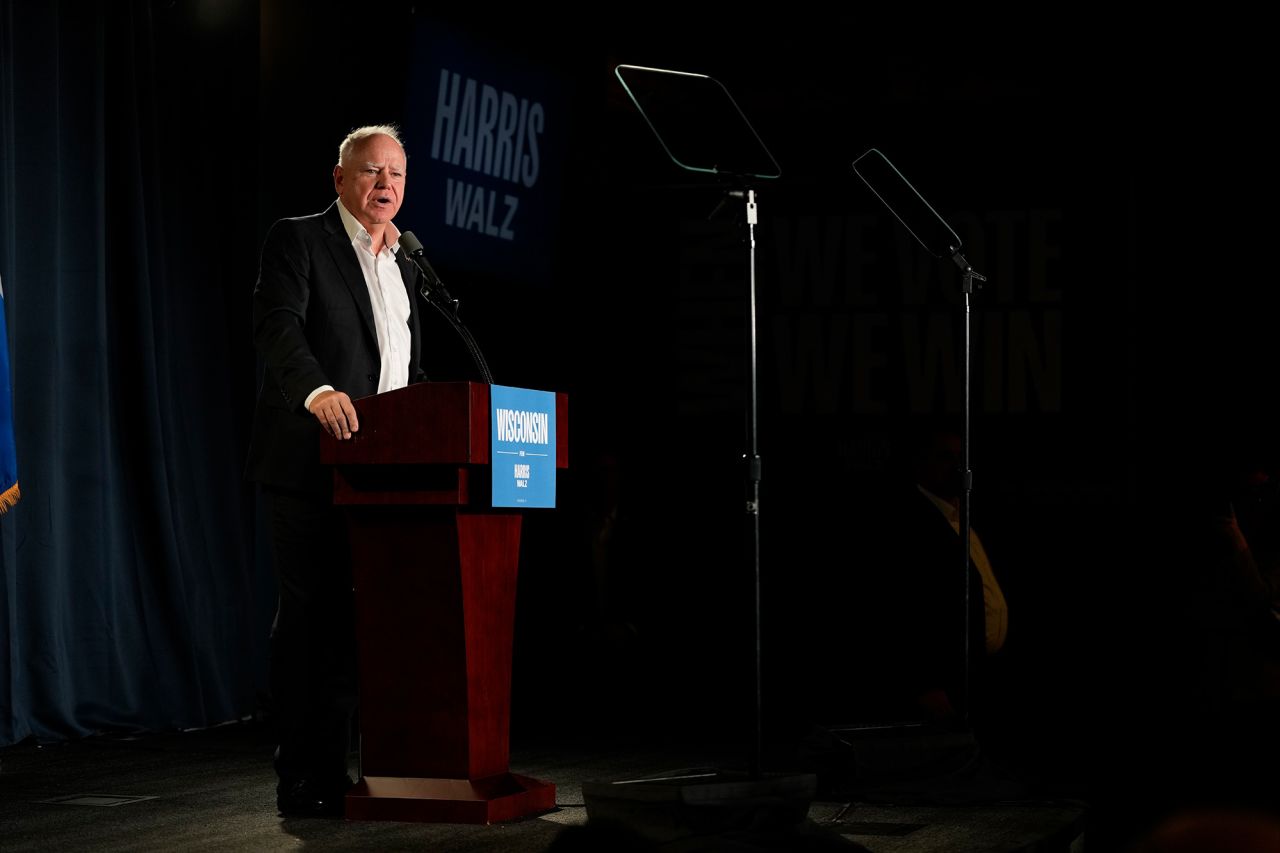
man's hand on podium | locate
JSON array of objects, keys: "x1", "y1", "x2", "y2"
[{"x1": 309, "y1": 390, "x2": 359, "y2": 440}]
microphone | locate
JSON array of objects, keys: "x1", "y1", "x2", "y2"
[
  {"x1": 399, "y1": 230, "x2": 440, "y2": 290},
  {"x1": 401, "y1": 229, "x2": 463, "y2": 318},
  {"x1": 398, "y1": 231, "x2": 493, "y2": 384}
]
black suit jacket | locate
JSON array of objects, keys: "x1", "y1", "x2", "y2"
[{"x1": 245, "y1": 201, "x2": 426, "y2": 497}]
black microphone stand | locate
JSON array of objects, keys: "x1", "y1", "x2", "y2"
[
  {"x1": 419, "y1": 281, "x2": 494, "y2": 386},
  {"x1": 401, "y1": 231, "x2": 494, "y2": 385}
]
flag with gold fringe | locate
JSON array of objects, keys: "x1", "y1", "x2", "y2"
[{"x1": 0, "y1": 274, "x2": 17, "y2": 513}]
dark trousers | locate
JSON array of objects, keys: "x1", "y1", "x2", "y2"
[{"x1": 265, "y1": 487, "x2": 356, "y2": 784}]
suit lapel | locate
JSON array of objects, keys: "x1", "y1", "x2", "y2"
[{"x1": 320, "y1": 202, "x2": 378, "y2": 347}]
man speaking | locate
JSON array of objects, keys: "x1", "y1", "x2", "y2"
[{"x1": 245, "y1": 125, "x2": 426, "y2": 817}]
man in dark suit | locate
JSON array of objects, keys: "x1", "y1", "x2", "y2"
[{"x1": 246, "y1": 125, "x2": 426, "y2": 817}]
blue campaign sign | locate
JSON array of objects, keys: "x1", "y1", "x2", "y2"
[{"x1": 490, "y1": 385, "x2": 556, "y2": 508}]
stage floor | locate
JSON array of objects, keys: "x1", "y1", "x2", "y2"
[{"x1": 0, "y1": 719, "x2": 1094, "y2": 853}]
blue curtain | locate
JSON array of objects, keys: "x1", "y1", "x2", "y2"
[
  {"x1": 0, "y1": 0, "x2": 271, "y2": 745},
  {"x1": 0, "y1": 274, "x2": 16, "y2": 513}
]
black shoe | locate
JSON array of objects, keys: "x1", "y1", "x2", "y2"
[{"x1": 276, "y1": 776, "x2": 353, "y2": 818}]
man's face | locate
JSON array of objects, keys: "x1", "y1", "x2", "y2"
[{"x1": 333, "y1": 134, "x2": 406, "y2": 228}]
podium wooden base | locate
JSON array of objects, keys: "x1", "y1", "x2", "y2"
[{"x1": 345, "y1": 773, "x2": 557, "y2": 824}]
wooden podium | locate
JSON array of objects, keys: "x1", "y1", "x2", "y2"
[{"x1": 319, "y1": 381, "x2": 567, "y2": 823}]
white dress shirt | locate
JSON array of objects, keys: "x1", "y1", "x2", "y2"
[{"x1": 304, "y1": 201, "x2": 413, "y2": 409}]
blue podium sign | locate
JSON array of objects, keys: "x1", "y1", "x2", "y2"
[{"x1": 491, "y1": 385, "x2": 556, "y2": 508}]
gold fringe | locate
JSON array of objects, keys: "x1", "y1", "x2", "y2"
[{"x1": 0, "y1": 481, "x2": 18, "y2": 514}]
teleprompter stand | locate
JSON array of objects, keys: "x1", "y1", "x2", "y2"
[
  {"x1": 853, "y1": 148, "x2": 988, "y2": 723},
  {"x1": 582, "y1": 63, "x2": 824, "y2": 849}
]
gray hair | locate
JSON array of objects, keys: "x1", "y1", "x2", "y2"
[{"x1": 337, "y1": 124, "x2": 405, "y2": 167}]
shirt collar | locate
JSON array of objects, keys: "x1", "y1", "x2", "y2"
[{"x1": 336, "y1": 199, "x2": 401, "y2": 254}]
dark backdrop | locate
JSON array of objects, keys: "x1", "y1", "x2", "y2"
[{"x1": 2, "y1": 3, "x2": 1276, "y2": 822}]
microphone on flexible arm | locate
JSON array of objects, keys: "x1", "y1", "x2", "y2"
[
  {"x1": 397, "y1": 230, "x2": 494, "y2": 385},
  {"x1": 399, "y1": 230, "x2": 459, "y2": 317}
]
